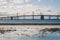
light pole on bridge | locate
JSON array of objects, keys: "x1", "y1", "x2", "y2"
[
  {"x1": 32, "y1": 11, "x2": 34, "y2": 20},
  {"x1": 17, "y1": 12, "x2": 19, "y2": 20}
]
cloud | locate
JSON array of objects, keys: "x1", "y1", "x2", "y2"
[
  {"x1": 25, "y1": 0, "x2": 31, "y2": 2},
  {"x1": 0, "y1": 0, "x2": 24, "y2": 4},
  {"x1": 0, "y1": 0, "x2": 59, "y2": 16},
  {"x1": 38, "y1": 0, "x2": 41, "y2": 2},
  {"x1": 0, "y1": 4, "x2": 41, "y2": 16},
  {"x1": 0, "y1": 4, "x2": 58, "y2": 16},
  {"x1": 13, "y1": 0, "x2": 24, "y2": 3}
]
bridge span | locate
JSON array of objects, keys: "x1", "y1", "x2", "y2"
[{"x1": 0, "y1": 15, "x2": 60, "y2": 25}]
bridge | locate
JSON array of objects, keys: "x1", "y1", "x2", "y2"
[{"x1": 0, "y1": 15, "x2": 60, "y2": 25}]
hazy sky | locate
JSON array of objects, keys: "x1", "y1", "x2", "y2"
[{"x1": 0, "y1": 0, "x2": 60, "y2": 16}]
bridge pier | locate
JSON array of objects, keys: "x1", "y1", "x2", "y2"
[{"x1": 41, "y1": 15, "x2": 44, "y2": 20}]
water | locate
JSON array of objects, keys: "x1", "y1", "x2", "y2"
[{"x1": 0, "y1": 25, "x2": 60, "y2": 40}]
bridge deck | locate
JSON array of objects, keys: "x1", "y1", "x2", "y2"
[{"x1": 0, "y1": 15, "x2": 60, "y2": 25}]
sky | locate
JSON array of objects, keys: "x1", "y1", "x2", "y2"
[{"x1": 0, "y1": 0, "x2": 60, "y2": 16}]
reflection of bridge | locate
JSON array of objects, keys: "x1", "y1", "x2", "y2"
[{"x1": 0, "y1": 15, "x2": 60, "y2": 25}]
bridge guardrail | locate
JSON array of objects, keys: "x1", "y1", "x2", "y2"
[{"x1": 0, "y1": 15, "x2": 60, "y2": 20}]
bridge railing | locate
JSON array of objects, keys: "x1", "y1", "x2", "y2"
[{"x1": 0, "y1": 15, "x2": 60, "y2": 20}]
